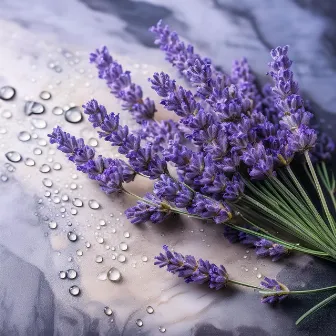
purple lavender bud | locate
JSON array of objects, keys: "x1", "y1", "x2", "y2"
[
  {"x1": 223, "y1": 174, "x2": 245, "y2": 201},
  {"x1": 83, "y1": 99, "x2": 108, "y2": 127},
  {"x1": 149, "y1": 72, "x2": 176, "y2": 97},
  {"x1": 89, "y1": 46, "x2": 113, "y2": 78},
  {"x1": 288, "y1": 125, "x2": 317, "y2": 152},
  {"x1": 311, "y1": 132, "x2": 335, "y2": 162},
  {"x1": 164, "y1": 142, "x2": 193, "y2": 169},
  {"x1": 96, "y1": 162, "x2": 125, "y2": 194},
  {"x1": 260, "y1": 277, "x2": 289, "y2": 304},
  {"x1": 77, "y1": 156, "x2": 110, "y2": 179},
  {"x1": 72, "y1": 146, "x2": 95, "y2": 166},
  {"x1": 223, "y1": 225, "x2": 258, "y2": 246},
  {"x1": 255, "y1": 239, "x2": 289, "y2": 262}
]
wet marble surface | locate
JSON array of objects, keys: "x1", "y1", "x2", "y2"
[{"x1": 0, "y1": 1, "x2": 336, "y2": 335}]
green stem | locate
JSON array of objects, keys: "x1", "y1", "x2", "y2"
[
  {"x1": 228, "y1": 279, "x2": 261, "y2": 290},
  {"x1": 260, "y1": 284, "x2": 336, "y2": 296}
]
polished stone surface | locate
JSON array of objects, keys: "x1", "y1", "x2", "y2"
[{"x1": 0, "y1": 1, "x2": 336, "y2": 335}]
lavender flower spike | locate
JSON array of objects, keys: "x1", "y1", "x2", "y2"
[
  {"x1": 155, "y1": 245, "x2": 229, "y2": 290},
  {"x1": 255, "y1": 239, "x2": 289, "y2": 262},
  {"x1": 260, "y1": 277, "x2": 289, "y2": 304}
]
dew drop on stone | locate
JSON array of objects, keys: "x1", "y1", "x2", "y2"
[
  {"x1": 107, "y1": 267, "x2": 121, "y2": 282},
  {"x1": 257, "y1": 273, "x2": 262, "y2": 279},
  {"x1": 72, "y1": 198, "x2": 83, "y2": 207},
  {"x1": 42, "y1": 178, "x2": 53, "y2": 187},
  {"x1": 33, "y1": 148, "x2": 42, "y2": 155},
  {"x1": 142, "y1": 256, "x2": 148, "y2": 262},
  {"x1": 70, "y1": 183, "x2": 77, "y2": 190},
  {"x1": 159, "y1": 327, "x2": 166, "y2": 333},
  {"x1": 72, "y1": 174, "x2": 78, "y2": 179},
  {"x1": 67, "y1": 231, "x2": 77, "y2": 242},
  {"x1": 40, "y1": 164, "x2": 51, "y2": 173},
  {"x1": 69, "y1": 285, "x2": 80, "y2": 296},
  {"x1": 40, "y1": 91, "x2": 52, "y2": 100},
  {"x1": 64, "y1": 106, "x2": 83, "y2": 123},
  {"x1": 44, "y1": 191, "x2": 51, "y2": 197},
  {"x1": 96, "y1": 237, "x2": 104, "y2": 244},
  {"x1": 5, "y1": 163, "x2": 15, "y2": 172},
  {"x1": 97, "y1": 271, "x2": 107, "y2": 281},
  {"x1": 31, "y1": 118, "x2": 47, "y2": 129},
  {"x1": 53, "y1": 196, "x2": 61, "y2": 204},
  {"x1": 111, "y1": 228, "x2": 116, "y2": 234},
  {"x1": 76, "y1": 250, "x2": 83, "y2": 256},
  {"x1": 85, "y1": 241, "x2": 91, "y2": 248},
  {"x1": 18, "y1": 131, "x2": 31, "y2": 142},
  {"x1": 38, "y1": 139, "x2": 47, "y2": 146},
  {"x1": 1, "y1": 110, "x2": 12, "y2": 119},
  {"x1": 104, "y1": 307, "x2": 113, "y2": 316},
  {"x1": 62, "y1": 194, "x2": 69, "y2": 201},
  {"x1": 119, "y1": 242, "x2": 128, "y2": 251},
  {"x1": 71, "y1": 208, "x2": 78, "y2": 215},
  {"x1": 1, "y1": 175, "x2": 8, "y2": 182},
  {"x1": 53, "y1": 162, "x2": 62, "y2": 170},
  {"x1": 0, "y1": 86, "x2": 16, "y2": 100},
  {"x1": 146, "y1": 306, "x2": 154, "y2": 314},
  {"x1": 0, "y1": 127, "x2": 7, "y2": 134},
  {"x1": 95, "y1": 255, "x2": 103, "y2": 263},
  {"x1": 49, "y1": 221, "x2": 57, "y2": 229},
  {"x1": 123, "y1": 231, "x2": 130, "y2": 238},
  {"x1": 136, "y1": 319, "x2": 143, "y2": 327},
  {"x1": 111, "y1": 254, "x2": 116, "y2": 260},
  {"x1": 99, "y1": 219, "x2": 106, "y2": 226},
  {"x1": 24, "y1": 101, "x2": 45, "y2": 115},
  {"x1": 88, "y1": 199, "x2": 100, "y2": 209},
  {"x1": 67, "y1": 269, "x2": 77, "y2": 279},
  {"x1": 88, "y1": 138, "x2": 98, "y2": 147},
  {"x1": 117, "y1": 254, "x2": 126, "y2": 263},
  {"x1": 52, "y1": 106, "x2": 64, "y2": 115},
  {"x1": 5, "y1": 151, "x2": 22, "y2": 163},
  {"x1": 25, "y1": 158, "x2": 35, "y2": 166},
  {"x1": 59, "y1": 271, "x2": 67, "y2": 279}
]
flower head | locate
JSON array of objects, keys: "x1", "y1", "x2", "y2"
[{"x1": 260, "y1": 277, "x2": 289, "y2": 304}]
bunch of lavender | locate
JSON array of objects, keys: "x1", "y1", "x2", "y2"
[{"x1": 49, "y1": 21, "x2": 336, "y2": 324}]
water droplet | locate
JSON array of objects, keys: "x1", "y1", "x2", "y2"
[
  {"x1": 40, "y1": 91, "x2": 51, "y2": 100},
  {"x1": 107, "y1": 267, "x2": 121, "y2": 282},
  {"x1": 40, "y1": 164, "x2": 51, "y2": 173},
  {"x1": 117, "y1": 254, "x2": 126, "y2": 263},
  {"x1": 59, "y1": 271, "x2": 67, "y2": 279},
  {"x1": 33, "y1": 148, "x2": 42, "y2": 155},
  {"x1": 44, "y1": 191, "x2": 51, "y2": 197},
  {"x1": 142, "y1": 256, "x2": 148, "y2": 262},
  {"x1": 18, "y1": 131, "x2": 31, "y2": 142},
  {"x1": 85, "y1": 241, "x2": 91, "y2": 248},
  {"x1": 49, "y1": 221, "x2": 57, "y2": 229},
  {"x1": 42, "y1": 178, "x2": 53, "y2": 187},
  {"x1": 136, "y1": 319, "x2": 143, "y2": 327},
  {"x1": 88, "y1": 138, "x2": 98, "y2": 147},
  {"x1": 95, "y1": 255, "x2": 103, "y2": 263},
  {"x1": 257, "y1": 273, "x2": 262, "y2": 279},
  {"x1": 72, "y1": 174, "x2": 78, "y2": 179},
  {"x1": 104, "y1": 307, "x2": 113, "y2": 316},
  {"x1": 0, "y1": 86, "x2": 16, "y2": 100},
  {"x1": 123, "y1": 231, "x2": 130, "y2": 238},
  {"x1": 76, "y1": 249, "x2": 83, "y2": 256},
  {"x1": 88, "y1": 199, "x2": 100, "y2": 209},
  {"x1": 71, "y1": 208, "x2": 78, "y2": 215},
  {"x1": 96, "y1": 237, "x2": 104, "y2": 244},
  {"x1": 5, "y1": 151, "x2": 22, "y2": 162},
  {"x1": 24, "y1": 101, "x2": 45, "y2": 115},
  {"x1": 62, "y1": 194, "x2": 69, "y2": 202},
  {"x1": 53, "y1": 162, "x2": 62, "y2": 170},
  {"x1": 1, "y1": 110, "x2": 12, "y2": 119},
  {"x1": 1, "y1": 175, "x2": 8, "y2": 182},
  {"x1": 22, "y1": 158, "x2": 34, "y2": 167},
  {"x1": 67, "y1": 231, "x2": 77, "y2": 242},
  {"x1": 97, "y1": 271, "x2": 107, "y2": 281},
  {"x1": 38, "y1": 139, "x2": 47, "y2": 146},
  {"x1": 146, "y1": 306, "x2": 154, "y2": 314},
  {"x1": 119, "y1": 242, "x2": 128, "y2": 251},
  {"x1": 52, "y1": 106, "x2": 64, "y2": 115},
  {"x1": 64, "y1": 106, "x2": 83, "y2": 123},
  {"x1": 67, "y1": 269, "x2": 77, "y2": 279},
  {"x1": 0, "y1": 127, "x2": 7, "y2": 134},
  {"x1": 72, "y1": 198, "x2": 83, "y2": 207},
  {"x1": 31, "y1": 118, "x2": 47, "y2": 129},
  {"x1": 5, "y1": 162, "x2": 15, "y2": 172},
  {"x1": 69, "y1": 285, "x2": 80, "y2": 296},
  {"x1": 53, "y1": 196, "x2": 61, "y2": 204},
  {"x1": 99, "y1": 219, "x2": 106, "y2": 226},
  {"x1": 159, "y1": 327, "x2": 166, "y2": 333},
  {"x1": 111, "y1": 228, "x2": 116, "y2": 234}
]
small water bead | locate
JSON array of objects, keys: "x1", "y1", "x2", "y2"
[
  {"x1": 52, "y1": 106, "x2": 64, "y2": 115},
  {"x1": 88, "y1": 138, "x2": 98, "y2": 147},
  {"x1": 42, "y1": 178, "x2": 53, "y2": 187},
  {"x1": 107, "y1": 267, "x2": 121, "y2": 282},
  {"x1": 136, "y1": 319, "x2": 143, "y2": 327},
  {"x1": 141, "y1": 256, "x2": 148, "y2": 262},
  {"x1": 146, "y1": 306, "x2": 154, "y2": 314},
  {"x1": 67, "y1": 231, "x2": 78, "y2": 242},
  {"x1": 67, "y1": 269, "x2": 77, "y2": 279},
  {"x1": 40, "y1": 91, "x2": 52, "y2": 100},
  {"x1": 111, "y1": 228, "x2": 116, "y2": 234},
  {"x1": 5, "y1": 151, "x2": 22, "y2": 163},
  {"x1": 53, "y1": 162, "x2": 62, "y2": 170},
  {"x1": 104, "y1": 307, "x2": 113, "y2": 316},
  {"x1": 40, "y1": 164, "x2": 51, "y2": 173},
  {"x1": 5, "y1": 163, "x2": 15, "y2": 172},
  {"x1": 123, "y1": 231, "x2": 130, "y2": 238},
  {"x1": 33, "y1": 148, "x2": 42, "y2": 155},
  {"x1": 76, "y1": 250, "x2": 83, "y2": 256},
  {"x1": 64, "y1": 106, "x2": 83, "y2": 123},
  {"x1": 0, "y1": 127, "x2": 7, "y2": 134},
  {"x1": 70, "y1": 208, "x2": 78, "y2": 215},
  {"x1": 62, "y1": 194, "x2": 69, "y2": 201},
  {"x1": 119, "y1": 242, "x2": 128, "y2": 251},
  {"x1": 59, "y1": 271, "x2": 67, "y2": 279},
  {"x1": 72, "y1": 198, "x2": 83, "y2": 207},
  {"x1": 38, "y1": 139, "x2": 47, "y2": 146},
  {"x1": 31, "y1": 118, "x2": 47, "y2": 129},
  {"x1": 88, "y1": 199, "x2": 100, "y2": 209},
  {"x1": 69, "y1": 285, "x2": 81, "y2": 296},
  {"x1": 24, "y1": 101, "x2": 45, "y2": 115},
  {"x1": 44, "y1": 191, "x2": 51, "y2": 197},
  {"x1": 257, "y1": 273, "x2": 262, "y2": 279},
  {"x1": 49, "y1": 221, "x2": 57, "y2": 229},
  {"x1": 70, "y1": 183, "x2": 77, "y2": 190},
  {"x1": 85, "y1": 241, "x2": 91, "y2": 248},
  {"x1": 1, "y1": 175, "x2": 8, "y2": 182},
  {"x1": 96, "y1": 237, "x2": 104, "y2": 244},
  {"x1": 117, "y1": 254, "x2": 126, "y2": 263},
  {"x1": 18, "y1": 131, "x2": 31, "y2": 142},
  {"x1": 0, "y1": 86, "x2": 16, "y2": 101},
  {"x1": 159, "y1": 327, "x2": 166, "y2": 333},
  {"x1": 99, "y1": 219, "x2": 106, "y2": 226},
  {"x1": 111, "y1": 254, "x2": 116, "y2": 260},
  {"x1": 25, "y1": 158, "x2": 35, "y2": 166},
  {"x1": 53, "y1": 196, "x2": 61, "y2": 204},
  {"x1": 95, "y1": 255, "x2": 103, "y2": 263},
  {"x1": 97, "y1": 271, "x2": 107, "y2": 281}
]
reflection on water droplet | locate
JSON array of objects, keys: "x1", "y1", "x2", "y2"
[
  {"x1": 5, "y1": 151, "x2": 22, "y2": 162},
  {"x1": 40, "y1": 164, "x2": 51, "y2": 173},
  {"x1": 257, "y1": 273, "x2": 262, "y2": 279},
  {"x1": 24, "y1": 101, "x2": 45, "y2": 115},
  {"x1": 72, "y1": 198, "x2": 83, "y2": 207},
  {"x1": 89, "y1": 199, "x2": 100, "y2": 209},
  {"x1": 67, "y1": 231, "x2": 77, "y2": 242},
  {"x1": 53, "y1": 162, "x2": 62, "y2": 170},
  {"x1": 119, "y1": 242, "x2": 128, "y2": 251},
  {"x1": 88, "y1": 138, "x2": 98, "y2": 147},
  {"x1": 108, "y1": 267, "x2": 121, "y2": 282},
  {"x1": 40, "y1": 91, "x2": 51, "y2": 100},
  {"x1": 69, "y1": 285, "x2": 80, "y2": 296},
  {"x1": 95, "y1": 255, "x2": 103, "y2": 263},
  {"x1": 159, "y1": 327, "x2": 166, "y2": 333},
  {"x1": 117, "y1": 254, "x2": 126, "y2": 263},
  {"x1": 49, "y1": 221, "x2": 57, "y2": 229},
  {"x1": 146, "y1": 306, "x2": 154, "y2": 314},
  {"x1": 67, "y1": 269, "x2": 77, "y2": 279},
  {"x1": 52, "y1": 106, "x2": 64, "y2": 115},
  {"x1": 31, "y1": 118, "x2": 47, "y2": 129},
  {"x1": 33, "y1": 148, "x2": 42, "y2": 155},
  {"x1": 64, "y1": 107, "x2": 83, "y2": 123},
  {"x1": 104, "y1": 307, "x2": 113, "y2": 316},
  {"x1": 59, "y1": 271, "x2": 67, "y2": 279},
  {"x1": 70, "y1": 208, "x2": 78, "y2": 215},
  {"x1": 42, "y1": 178, "x2": 53, "y2": 187},
  {"x1": 123, "y1": 231, "x2": 130, "y2": 238},
  {"x1": 136, "y1": 319, "x2": 143, "y2": 327},
  {"x1": 18, "y1": 131, "x2": 31, "y2": 142},
  {"x1": 0, "y1": 86, "x2": 16, "y2": 100},
  {"x1": 142, "y1": 256, "x2": 148, "y2": 262}
]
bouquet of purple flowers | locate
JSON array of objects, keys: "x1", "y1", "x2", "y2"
[{"x1": 49, "y1": 21, "x2": 336, "y2": 325}]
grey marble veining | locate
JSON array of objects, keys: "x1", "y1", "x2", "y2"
[{"x1": 0, "y1": 1, "x2": 336, "y2": 335}]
